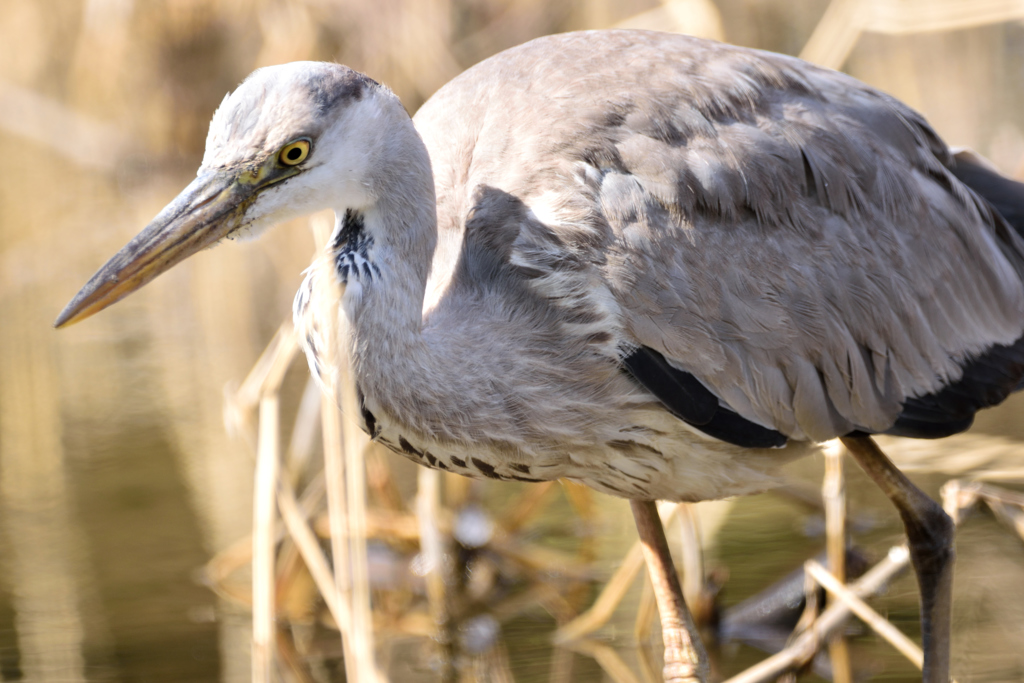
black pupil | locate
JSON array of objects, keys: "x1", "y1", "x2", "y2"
[{"x1": 287, "y1": 147, "x2": 302, "y2": 161}]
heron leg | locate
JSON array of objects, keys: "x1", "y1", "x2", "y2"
[
  {"x1": 629, "y1": 500, "x2": 709, "y2": 683},
  {"x1": 840, "y1": 435, "x2": 954, "y2": 683}
]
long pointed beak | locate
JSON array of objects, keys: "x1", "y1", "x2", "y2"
[{"x1": 55, "y1": 170, "x2": 256, "y2": 328}]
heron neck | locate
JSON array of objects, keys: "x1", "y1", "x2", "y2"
[
  {"x1": 337, "y1": 105, "x2": 437, "y2": 323},
  {"x1": 343, "y1": 201, "x2": 435, "y2": 328},
  {"x1": 329, "y1": 112, "x2": 446, "y2": 415}
]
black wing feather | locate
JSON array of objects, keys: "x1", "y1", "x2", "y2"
[
  {"x1": 883, "y1": 337, "x2": 1024, "y2": 438},
  {"x1": 951, "y1": 154, "x2": 1024, "y2": 238},
  {"x1": 622, "y1": 347, "x2": 788, "y2": 449}
]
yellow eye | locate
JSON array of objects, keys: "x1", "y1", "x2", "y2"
[{"x1": 279, "y1": 139, "x2": 310, "y2": 166}]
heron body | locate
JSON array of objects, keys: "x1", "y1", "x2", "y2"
[
  {"x1": 57, "y1": 30, "x2": 1024, "y2": 682},
  {"x1": 285, "y1": 31, "x2": 1024, "y2": 503}
]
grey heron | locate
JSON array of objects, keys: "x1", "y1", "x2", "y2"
[{"x1": 56, "y1": 30, "x2": 1024, "y2": 683}]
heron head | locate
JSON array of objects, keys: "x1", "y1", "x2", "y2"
[{"x1": 55, "y1": 62, "x2": 390, "y2": 328}]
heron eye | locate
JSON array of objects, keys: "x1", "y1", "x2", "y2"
[{"x1": 279, "y1": 139, "x2": 310, "y2": 166}]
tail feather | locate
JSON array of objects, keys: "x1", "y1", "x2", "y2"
[
  {"x1": 950, "y1": 149, "x2": 1024, "y2": 239},
  {"x1": 879, "y1": 150, "x2": 1024, "y2": 438}
]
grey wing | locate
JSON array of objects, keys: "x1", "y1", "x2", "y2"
[
  {"x1": 413, "y1": 30, "x2": 1024, "y2": 443},
  {"x1": 586, "y1": 39, "x2": 1024, "y2": 442}
]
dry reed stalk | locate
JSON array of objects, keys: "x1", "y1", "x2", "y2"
[
  {"x1": 859, "y1": 0, "x2": 1024, "y2": 35},
  {"x1": 276, "y1": 472, "x2": 348, "y2": 628},
  {"x1": 364, "y1": 444, "x2": 406, "y2": 511},
  {"x1": 823, "y1": 443, "x2": 847, "y2": 583},
  {"x1": 822, "y1": 441, "x2": 851, "y2": 683},
  {"x1": 225, "y1": 322, "x2": 300, "y2": 447},
  {"x1": 553, "y1": 540, "x2": 646, "y2": 643},
  {"x1": 206, "y1": 476, "x2": 329, "y2": 609},
  {"x1": 721, "y1": 545, "x2": 912, "y2": 683},
  {"x1": 252, "y1": 393, "x2": 280, "y2": 683},
  {"x1": 392, "y1": 611, "x2": 435, "y2": 637},
  {"x1": 941, "y1": 479, "x2": 974, "y2": 524},
  {"x1": 249, "y1": 317, "x2": 302, "y2": 681},
  {"x1": 805, "y1": 560, "x2": 928, "y2": 670},
  {"x1": 943, "y1": 480, "x2": 1024, "y2": 541},
  {"x1": 309, "y1": 211, "x2": 383, "y2": 681},
  {"x1": 275, "y1": 536, "x2": 318, "y2": 626},
  {"x1": 305, "y1": 214, "x2": 357, "y2": 673},
  {"x1": 317, "y1": 304, "x2": 357, "y2": 676},
  {"x1": 615, "y1": 0, "x2": 725, "y2": 41},
  {"x1": 343, "y1": 436, "x2": 378, "y2": 681},
  {"x1": 791, "y1": 563, "x2": 822, "y2": 645},
  {"x1": 285, "y1": 377, "x2": 323, "y2": 486},
  {"x1": 676, "y1": 503, "x2": 708, "y2": 624},
  {"x1": 206, "y1": 535, "x2": 257, "y2": 604},
  {"x1": 802, "y1": 0, "x2": 1024, "y2": 69},
  {"x1": 314, "y1": 508, "x2": 422, "y2": 542},
  {"x1": 275, "y1": 627, "x2": 318, "y2": 683},
  {"x1": 983, "y1": 496, "x2": 1024, "y2": 540},
  {"x1": 415, "y1": 467, "x2": 455, "y2": 679},
  {"x1": 799, "y1": 0, "x2": 869, "y2": 68}
]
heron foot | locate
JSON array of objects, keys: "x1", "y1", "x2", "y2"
[{"x1": 663, "y1": 642, "x2": 704, "y2": 683}]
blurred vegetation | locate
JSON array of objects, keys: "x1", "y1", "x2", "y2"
[{"x1": 2, "y1": 1, "x2": 1024, "y2": 682}]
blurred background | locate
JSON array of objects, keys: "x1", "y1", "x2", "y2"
[{"x1": 3, "y1": 0, "x2": 1024, "y2": 681}]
